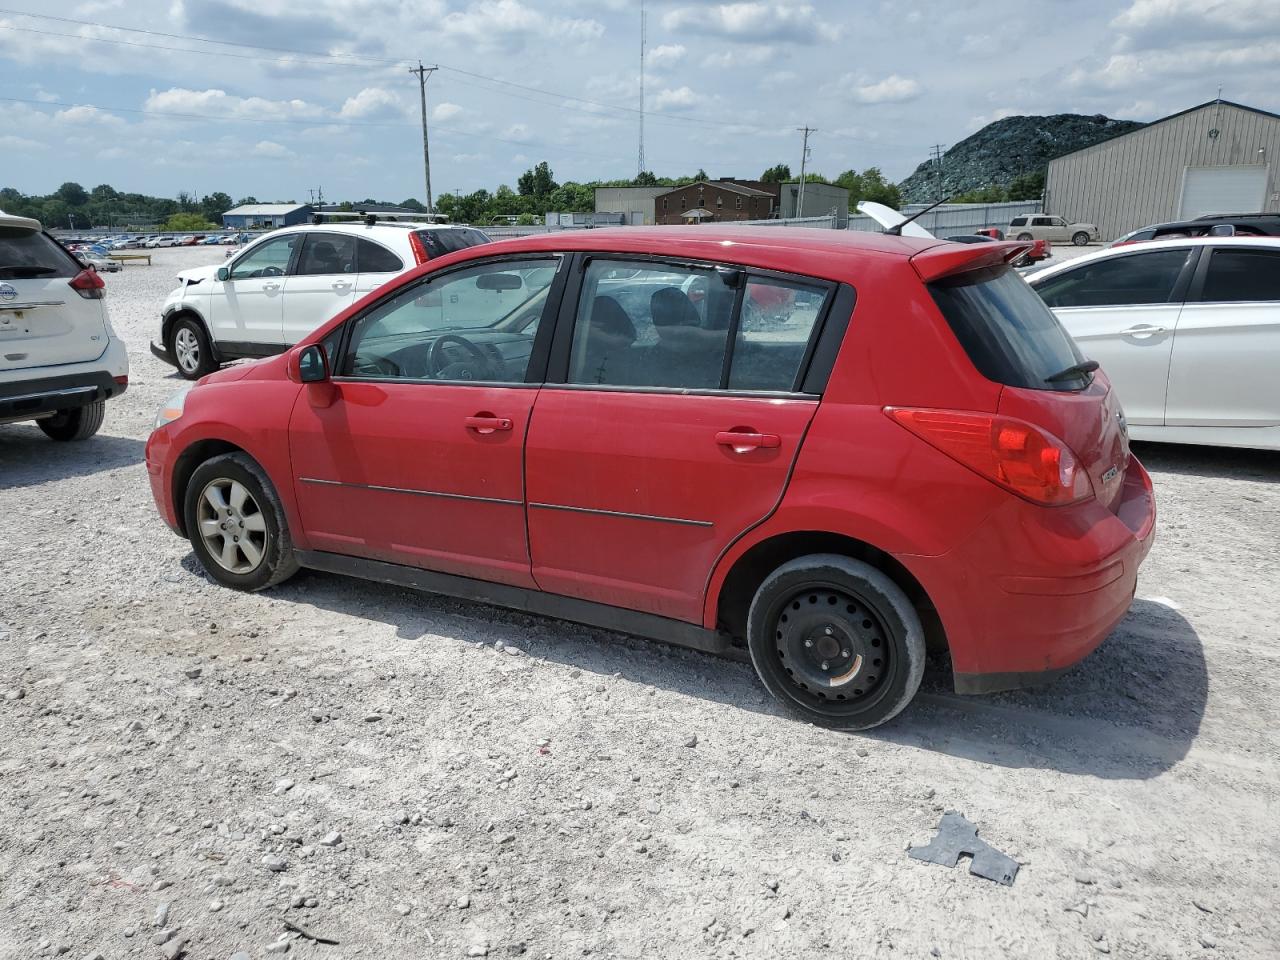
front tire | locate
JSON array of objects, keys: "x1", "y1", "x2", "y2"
[
  {"x1": 184, "y1": 452, "x2": 299, "y2": 591},
  {"x1": 168, "y1": 315, "x2": 218, "y2": 380},
  {"x1": 38, "y1": 401, "x2": 105, "y2": 441},
  {"x1": 746, "y1": 555, "x2": 926, "y2": 730},
  {"x1": 1072, "y1": 231, "x2": 1090, "y2": 246}
]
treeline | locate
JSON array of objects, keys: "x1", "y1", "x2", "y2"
[
  {"x1": 435, "y1": 162, "x2": 904, "y2": 224},
  {"x1": 951, "y1": 171, "x2": 1046, "y2": 204},
  {"x1": 3, "y1": 162, "x2": 909, "y2": 232},
  {"x1": 0, "y1": 183, "x2": 239, "y2": 231}
]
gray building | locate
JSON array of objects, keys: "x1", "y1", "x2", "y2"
[
  {"x1": 1046, "y1": 100, "x2": 1280, "y2": 239},
  {"x1": 779, "y1": 181, "x2": 849, "y2": 225},
  {"x1": 221, "y1": 203, "x2": 313, "y2": 229},
  {"x1": 593, "y1": 186, "x2": 669, "y2": 225}
]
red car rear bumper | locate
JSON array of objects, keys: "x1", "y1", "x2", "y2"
[{"x1": 900, "y1": 457, "x2": 1156, "y2": 693}]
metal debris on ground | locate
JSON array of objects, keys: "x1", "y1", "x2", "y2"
[
  {"x1": 282, "y1": 918, "x2": 340, "y2": 945},
  {"x1": 908, "y1": 811, "x2": 1020, "y2": 886}
]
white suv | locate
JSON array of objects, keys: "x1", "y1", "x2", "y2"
[
  {"x1": 1007, "y1": 215, "x2": 1100, "y2": 246},
  {"x1": 0, "y1": 211, "x2": 128, "y2": 441},
  {"x1": 151, "y1": 220, "x2": 491, "y2": 379}
]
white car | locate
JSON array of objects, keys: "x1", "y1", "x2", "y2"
[
  {"x1": 1026, "y1": 236, "x2": 1280, "y2": 450},
  {"x1": 151, "y1": 220, "x2": 491, "y2": 379},
  {"x1": 1008, "y1": 214, "x2": 1100, "y2": 246},
  {"x1": 0, "y1": 211, "x2": 129, "y2": 440}
]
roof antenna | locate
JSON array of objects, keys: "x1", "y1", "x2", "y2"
[{"x1": 884, "y1": 196, "x2": 951, "y2": 236}]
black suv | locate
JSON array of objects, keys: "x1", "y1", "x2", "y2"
[{"x1": 1114, "y1": 213, "x2": 1280, "y2": 245}]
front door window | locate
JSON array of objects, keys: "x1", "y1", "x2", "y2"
[{"x1": 229, "y1": 234, "x2": 298, "y2": 280}]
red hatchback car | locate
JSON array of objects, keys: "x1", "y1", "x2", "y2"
[{"x1": 146, "y1": 228, "x2": 1155, "y2": 729}]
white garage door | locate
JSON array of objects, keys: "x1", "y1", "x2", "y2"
[{"x1": 1179, "y1": 165, "x2": 1269, "y2": 219}]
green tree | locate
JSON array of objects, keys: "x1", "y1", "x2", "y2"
[
  {"x1": 1007, "y1": 170, "x2": 1045, "y2": 201},
  {"x1": 760, "y1": 164, "x2": 792, "y2": 183},
  {"x1": 633, "y1": 170, "x2": 658, "y2": 186},
  {"x1": 836, "y1": 167, "x2": 902, "y2": 208},
  {"x1": 516, "y1": 213, "x2": 537, "y2": 225},
  {"x1": 57, "y1": 182, "x2": 89, "y2": 206},
  {"x1": 163, "y1": 212, "x2": 214, "y2": 231},
  {"x1": 517, "y1": 161, "x2": 558, "y2": 197},
  {"x1": 200, "y1": 192, "x2": 233, "y2": 222},
  {"x1": 399, "y1": 198, "x2": 427, "y2": 212}
]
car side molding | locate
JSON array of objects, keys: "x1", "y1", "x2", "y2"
[{"x1": 296, "y1": 550, "x2": 733, "y2": 657}]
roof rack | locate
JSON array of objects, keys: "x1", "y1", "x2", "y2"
[{"x1": 312, "y1": 210, "x2": 450, "y2": 226}]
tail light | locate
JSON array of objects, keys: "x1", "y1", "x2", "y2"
[
  {"x1": 69, "y1": 267, "x2": 106, "y2": 300},
  {"x1": 408, "y1": 231, "x2": 430, "y2": 266},
  {"x1": 886, "y1": 407, "x2": 1094, "y2": 506}
]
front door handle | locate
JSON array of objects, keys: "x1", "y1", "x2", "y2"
[
  {"x1": 716, "y1": 430, "x2": 781, "y2": 452},
  {"x1": 1119, "y1": 324, "x2": 1166, "y2": 338},
  {"x1": 263, "y1": 282, "x2": 281, "y2": 292},
  {"x1": 464, "y1": 415, "x2": 513, "y2": 434}
]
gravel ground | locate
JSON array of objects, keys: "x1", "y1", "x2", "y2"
[{"x1": 1, "y1": 247, "x2": 1278, "y2": 960}]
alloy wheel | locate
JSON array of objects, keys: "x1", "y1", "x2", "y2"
[
  {"x1": 196, "y1": 478, "x2": 269, "y2": 574},
  {"x1": 174, "y1": 327, "x2": 200, "y2": 374}
]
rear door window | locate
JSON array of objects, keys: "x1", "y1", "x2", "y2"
[
  {"x1": 295, "y1": 233, "x2": 356, "y2": 277},
  {"x1": 0, "y1": 227, "x2": 79, "y2": 279},
  {"x1": 357, "y1": 237, "x2": 403, "y2": 273},
  {"x1": 1033, "y1": 249, "x2": 1193, "y2": 308},
  {"x1": 929, "y1": 266, "x2": 1088, "y2": 391},
  {"x1": 1197, "y1": 248, "x2": 1280, "y2": 302}
]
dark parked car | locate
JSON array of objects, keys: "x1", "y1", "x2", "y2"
[{"x1": 1113, "y1": 213, "x2": 1280, "y2": 246}]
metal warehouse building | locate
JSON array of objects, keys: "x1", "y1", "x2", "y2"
[
  {"x1": 221, "y1": 203, "x2": 314, "y2": 230},
  {"x1": 1046, "y1": 100, "x2": 1280, "y2": 240}
]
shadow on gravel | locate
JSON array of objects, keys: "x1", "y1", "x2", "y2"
[
  {"x1": 266, "y1": 564, "x2": 1207, "y2": 782},
  {"x1": 0, "y1": 426, "x2": 145, "y2": 488},
  {"x1": 1133, "y1": 440, "x2": 1280, "y2": 481}
]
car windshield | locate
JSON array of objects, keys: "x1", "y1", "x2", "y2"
[
  {"x1": 0, "y1": 226, "x2": 79, "y2": 279},
  {"x1": 929, "y1": 265, "x2": 1088, "y2": 391}
]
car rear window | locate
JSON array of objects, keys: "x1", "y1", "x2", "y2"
[
  {"x1": 929, "y1": 265, "x2": 1088, "y2": 391},
  {"x1": 0, "y1": 227, "x2": 79, "y2": 279},
  {"x1": 414, "y1": 228, "x2": 491, "y2": 258}
]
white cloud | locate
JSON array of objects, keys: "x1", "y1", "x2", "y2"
[
  {"x1": 652, "y1": 86, "x2": 702, "y2": 111},
  {"x1": 1067, "y1": 41, "x2": 1280, "y2": 91},
  {"x1": 0, "y1": 134, "x2": 46, "y2": 150},
  {"x1": 503, "y1": 123, "x2": 532, "y2": 141},
  {"x1": 439, "y1": 0, "x2": 604, "y2": 53},
  {"x1": 648, "y1": 44, "x2": 686, "y2": 68},
  {"x1": 338, "y1": 87, "x2": 405, "y2": 120},
  {"x1": 145, "y1": 87, "x2": 322, "y2": 120},
  {"x1": 1113, "y1": 0, "x2": 1280, "y2": 39},
  {"x1": 53, "y1": 104, "x2": 125, "y2": 126},
  {"x1": 431, "y1": 102, "x2": 464, "y2": 122},
  {"x1": 848, "y1": 74, "x2": 922, "y2": 104},
  {"x1": 252, "y1": 140, "x2": 293, "y2": 158},
  {"x1": 662, "y1": 3, "x2": 831, "y2": 44},
  {"x1": 706, "y1": 45, "x2": 777, "y2": 68}
]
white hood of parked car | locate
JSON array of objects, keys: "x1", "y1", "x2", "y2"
[{"x1": 175, "y1": 264, "x2": 220, "y2": 285}]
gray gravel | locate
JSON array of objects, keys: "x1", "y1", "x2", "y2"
[{"x1": 1, "y1": 247, "x2": 1279, "y2": 958}]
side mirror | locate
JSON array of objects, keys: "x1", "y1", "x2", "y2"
[
  {"x1": 297, "y1": 344, "x2": 330, "y2": 383},
  {"x1": 216, "y1": 266, "x2": 230, "y2": 281}
]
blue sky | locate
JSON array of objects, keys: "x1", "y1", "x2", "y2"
[{"x1": 1, "y1": 0, "x2": 1277, "y2": 202}]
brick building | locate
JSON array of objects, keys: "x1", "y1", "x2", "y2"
[{"x1": 654, "y1": 179, "x2": 779, "y2": 225}]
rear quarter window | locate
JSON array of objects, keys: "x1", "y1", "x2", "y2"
[
  {"x1": 1199, "y1": 248, "x2": 1280, "y2": 302},
  {"x1": 0, "y1": 227, "x2": 79, "y2": 279},
  {"x1": 929, "y1": 266, "x2": 1087, "y2": 391}
]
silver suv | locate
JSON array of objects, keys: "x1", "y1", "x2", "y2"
[{"x1": 0, "y1": 211, "x2": 128, "y2": 441}]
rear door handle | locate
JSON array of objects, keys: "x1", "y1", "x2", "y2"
[
  {"x1": 332, "y1": 281, "x2": 352, "y2": 290},
  {"x1": 716, "y1": 431, "x2": 780, "y2": 451},
  {"x1": 465, "y1": 415, "x2": 513, "y2": 434},
  {"x1": 1119, "y1": 324, "x2": 1165, "y2": 338}
]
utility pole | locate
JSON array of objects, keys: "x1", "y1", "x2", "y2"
[
  {"x1": 795, "y1": 126, "x2": 815, "y2": 219},
  {"x1": 308, "y1": 186, "x2": 324, "y2": 210},
  {"x1": 410, "y1": 61, "x2": 439, "y2": 214},
  {"x1": 638, "y1": 0, "x2": 646, "y2": 177},
  {"x1": 930, "y1": 143, "x2": 946, "y2": 203}
]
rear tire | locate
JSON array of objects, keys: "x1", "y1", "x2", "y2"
[
  {"x1": 746, "y1": 554, "x2": 926, "y2": 730},
  {"x1": 1016, "y1": 232, "x2": 1034, "y2": 241},
  {"x1": 184, "y1": 452, "x2": 299, "y2": 591},
  {"x1": 169, "y1": 315, "x2": 218, "y2": 380},
  {"x1": 1072, "y1": 231, "x2": 1090, "y2": 246},
  {"x1": 38, "y1": 401, "x2": 105, "y2": 441}
]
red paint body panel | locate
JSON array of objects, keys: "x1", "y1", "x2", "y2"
[
  {"x1": 288, "y1": 381, "x2": 536, "y2": 587},
  {"x1": 144, "y1": 226, "x2": 1158, "y2": 696},
  {"x1": 525, "y1": 389, "x2": 817, "y2": 621}
]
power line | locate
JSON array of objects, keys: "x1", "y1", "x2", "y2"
[{"x1": 638, "y1": 0, "x2": 646, "y2": 176}]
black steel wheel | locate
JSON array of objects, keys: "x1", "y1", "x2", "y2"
[{"x1": 746, "y1": 554, "x2": 926, "y2": 730}]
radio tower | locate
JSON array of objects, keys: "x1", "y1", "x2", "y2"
[{"x1": 638, "y1": 0, "x2": 646, "y2": 176}]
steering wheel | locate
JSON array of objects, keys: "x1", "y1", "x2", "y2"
[
  {"x1": 350, "y1": 354, "x2": 402, "y2": 378},
  {"x1": 261, "y1": 265, "x2": 284, "y2": 277},
  {"x1": 430, "y1": 334, "x2": 491, "y2": 380}
]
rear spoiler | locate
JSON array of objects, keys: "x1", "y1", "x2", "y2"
[{"x1": 909, "y1": 241, "x2": 1034, "y2": 283}]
